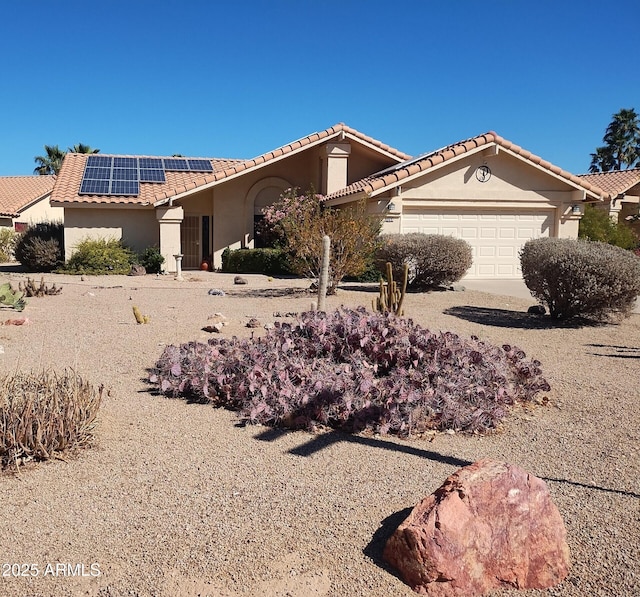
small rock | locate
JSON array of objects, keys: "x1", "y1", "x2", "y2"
[
  {"x1": 246, "y1": 318, "x2": 261, "y2": 328},
  {"x1": 234, "y1": 276, "x2": 248, "y2": 285},
  {"x1": 3, "y1": 318, "x2": 30, "y2": 326},
  {"x1": 208, "y1": 288, "x2": 226, "y2": 296},
  {"x1": 203, "y1": 323, "x2": 225, "y2": 333},
  {"x1": 207, "y1": 313, "x2": 227, "y2": 325},
  {"x1": 528, "y1": 304, "x2": 546, "y2": 315},
  {"x1": 264, "y1": 323, "x2": 274, "y2": 330},
  {"x1": 448, "y1": 283, "x2": 466, "y2": 292}
]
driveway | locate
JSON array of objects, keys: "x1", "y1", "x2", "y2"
[{"x1": 462, "y1": 278, "x2": 640, "y2": 314}]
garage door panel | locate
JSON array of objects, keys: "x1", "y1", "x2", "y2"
[
  {"x1": 460, "y1": 228, "x2": 477, "y2": 238},
  {"x1": 401, "y1": 209, "x2": 554, "y2": 279},
  {"x1": 499, "y1": 228, "x2": 516, "y2": 239}
]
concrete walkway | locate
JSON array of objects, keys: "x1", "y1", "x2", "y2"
[{"x1": 462, "y1": 278, "x2": 640, "y2": 314}]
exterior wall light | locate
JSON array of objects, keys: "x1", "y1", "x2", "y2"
[
  {"x1": 387, "y1": 202, "x2": 396, "y2": 211},
  {"x1": 571, "y1": 204, "x2": 582, "y2": 215}
]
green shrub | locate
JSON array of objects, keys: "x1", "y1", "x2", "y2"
[
  {"x1": 14, "y1": 222, "x2": 64, "y2": 272},
  {"x1": 61, "y1": 238, "x2": 135, "y2": 275},
  {"x1": 0, "y1": 371, "x2": 104, "y2": 469},
  {"x1": 376, "y1": 233, "x2": 472, "y2": 288},
  {"x1": 0, "y1": 228, "x2": 18, "y2": 262},
  {"x1": 137, "y1": 246, "x2": 165, "y2": 274},
  {"x1": 222, "y1": 247, "x2": 292, "y2": 275},
  {"x1": 520, "y1": 237, "x2": 640, "y2": 321},
  {"x1": 579, "y1": 204, "x2": 639, "y2": 250}
]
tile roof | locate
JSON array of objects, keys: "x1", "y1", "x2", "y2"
[
  {"x1": 50, "y1": 124, "x2": 411, "y2": 206},
  {"x1": 578, "y1": 168, "x2": 640, "y2": 197},
  {"x1": 0, "y1": 175, "x2": 56, "y2": 217},
  {"x1": 325, "y1": 132, "x2": 610, "y2": 202},
  {"x1": 51, "y1": 153, "x2": 244, "y2": 206},
  {"x1": 151, "y1": 123, "x2": 411, "y2": 204}
]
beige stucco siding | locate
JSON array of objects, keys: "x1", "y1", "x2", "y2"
[
  {"x1": 63, "y1": 207, "x2": 158, "y2": 259},
  {"x1": 17, "y1": 197, "x2": 64, "y2": 226},
  {"x1": 175, "y1": 140, "x2": 406, "y2": 268}
]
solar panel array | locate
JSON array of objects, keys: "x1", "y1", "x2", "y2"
[{"x1": 79, "y1": 155, "x2": 214, "y2": 196}]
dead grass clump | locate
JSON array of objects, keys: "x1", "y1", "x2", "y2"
[{"x1": 0, "y1": 371, "x2": 105, "y2": 470}]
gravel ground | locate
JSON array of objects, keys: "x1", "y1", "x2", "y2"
[{"x1": 0, "y1": 270, "x2": 638, "y2": 597}]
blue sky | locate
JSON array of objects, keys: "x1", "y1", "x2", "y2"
[{"x1": 2, "y1": 0, "x2": 638, "y2": 176}]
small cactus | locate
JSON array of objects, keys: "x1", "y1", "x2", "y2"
[
  {"x1": 18, "y1": 277, "x2": 62, "y2": 297},
  {"x1": 0, "y1": 282, "x2": 26, "y2": 312},
  {"x1": 132, "y1": 305, "x2": 150, "y2": 324},
  {"x1": 373, "y1": 262, "x2": 408, "y2": 316}
]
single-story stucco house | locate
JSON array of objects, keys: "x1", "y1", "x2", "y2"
[
  {"x1": 50, "y1": 123, "x2": 634, "y2": 279},
  {"x1": 0, "y1": 175, "x2": 62, "y2": 230}
]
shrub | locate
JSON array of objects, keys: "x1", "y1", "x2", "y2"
[
  {"x1": 376, "y1": 233, "x2": 472, "y2": 288},
  {"x1": 14, "y1": 222, "x2": 64, "y2": 272},
  {"x1": 149, "y1": 307, "x2": 550, "y2": 435},
  {"x1": 579, "y1": 204, "x2": 639, "y2": 250},
  {"x1": 61, "y1": 238, "x2": 135, "y2": 275},
  {"x1": 221, "y1": 247, "x2": 292, "y2": 275},
  {"x1": 0, "y1": 371, "x2": 105, "y2": 469},
  {"x1": 261, "y1": 189, "x2": 382, "y2": 294},
  {"x1": 0, "y1": 228, "x2": 18, "y2": 262},
  {"x1": 137, "y1": 246, "x2": 165, "y2": 274},
  {"x1": 520, "y1": 237, "x2": 640, "y2": 320}
]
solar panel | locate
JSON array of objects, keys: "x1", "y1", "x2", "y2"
[
  {"x1": 140, "y1": 169, "x2": 166, "y2": 183},
  {"x1": 163, "y1": 158, "x2": 189, "y2": 171},
  {"x1": 113, "y1": 157, "x2": 137, "y2": 169},
  {"x1": 80, "y1": 179, "x2": 110, "y2": 195},
  {"x1": 110, "y1": 180, "x2": 140, "y2": 195},
  {"x1": 139, "y1": 157, "x2": 163, "y2": 169},
  {"x1": 112, "y1": 167, "x2": 138, "y2": 181},
  {"x1": 84, "y1": 167, "x2": 111, "y2": 180},
  {"x1": 87, "y1": 155, "x2": 112, "y2": 168},
  {"x1": 187, "y1": 159, "x2": 213, "y2": 172},
  {"x1": 80, "y1": 154, "x2": 214, "y2": 196}
]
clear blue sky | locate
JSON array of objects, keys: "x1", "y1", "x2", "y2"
[{"x1": 2, "y1": 0, "x2": 638, "y2": 176}]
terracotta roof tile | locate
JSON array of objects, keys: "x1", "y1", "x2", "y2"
[
  {"x1": 51, "y1": 153, "x2": 244, "y2": 206},
  {"x1": 0, "y1": 175, "x2": 56, "y2": 217},
  {"x1": 578, "y1": 169, "x2": 640, "y2": 197},
  {"x1": 326, "y1": 131, "x2": 610, "y2": 201},
  {"x1": 150, "y1": 123, "x2": 411, "y2": 204}
]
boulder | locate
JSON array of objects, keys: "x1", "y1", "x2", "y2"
[
  {"x1": 383, "y1": 460, "x2": 570, "y2": 596},
  {"x1": 528, "y1": 305, "x2": 546, "y2": 316},
  {"x1": 129, "y1": 264, "x2": 146, "y2": 276},
  {"x1": 234, "y1": 276, "x2": 248, "y2": 285},
  {"x1": 246, "y1": 317, "x2": 261, "y2": 328}
]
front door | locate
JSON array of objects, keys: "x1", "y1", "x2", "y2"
[{"x1": 181, "y1": 215, "x2": 201, "y2": 269}]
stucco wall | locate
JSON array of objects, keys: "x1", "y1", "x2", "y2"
[
  {"x1": 17, "y1": 197, "x2": 64, "y2": 226},
  {"x1": 370, "y1": 151, "x2": 587, "y2": 239},
  {"x1": 63, "y1": 207, "x2": 158, "y2": 260}
]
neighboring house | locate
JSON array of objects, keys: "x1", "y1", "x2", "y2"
[
  {"x1": 578, "y1": 169, "x2": 640, "y2": 235},
  {"x1": 50, "y1": 124, "x2": 613, "y2": 279},
  {"x1": 0, "y1": 175, "x2": 61, "y2": 230}
]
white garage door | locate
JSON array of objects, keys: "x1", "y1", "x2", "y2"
[{"x1": 401, "y1": 209, "x2": 554, "y2": 279}]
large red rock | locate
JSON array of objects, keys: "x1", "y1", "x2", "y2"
[{"x1": 383, "y1": 460, "x2": 570, "y2": 596}]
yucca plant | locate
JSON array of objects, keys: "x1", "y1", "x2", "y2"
[{"x1": 0, "y1": 371, "x2": 105, "y2": 470}]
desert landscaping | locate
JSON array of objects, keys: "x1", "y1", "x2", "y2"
[{"x1": 0, "y1": 270, "x2": 638, "y2": 597}]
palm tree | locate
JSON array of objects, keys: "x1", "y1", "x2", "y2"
[
  {"x1": 69, "y1": 143, "x2": 100, "y2": 154},
  {"x1": 589, "y1": 108, "x2": 640, "y2": 172},
  {"x1": 33, "y1": 145, "x2": 66, "y2": 175}
]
